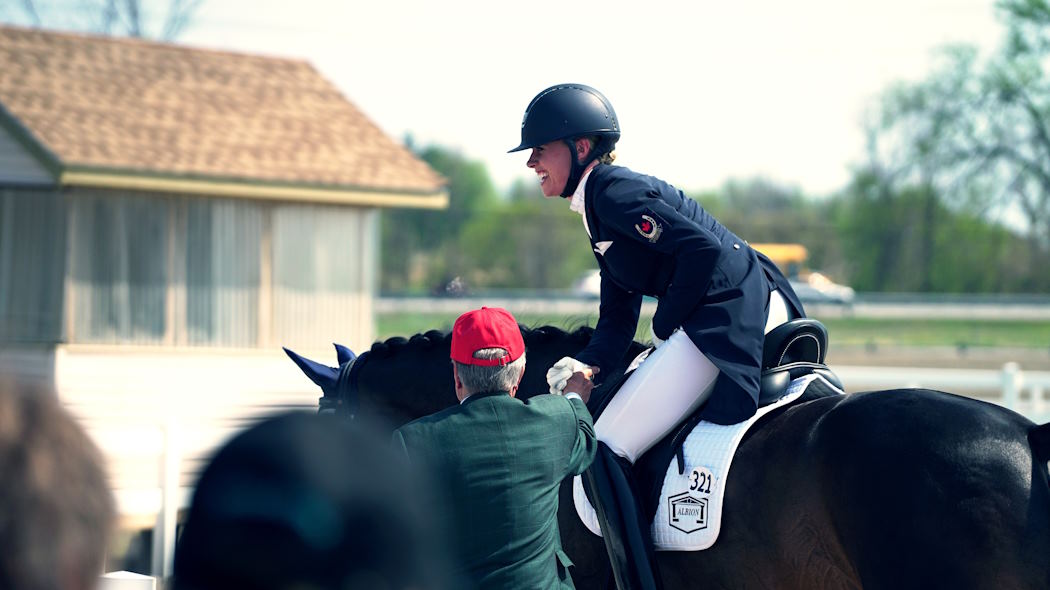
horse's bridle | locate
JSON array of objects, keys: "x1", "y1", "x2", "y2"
[{"x1": 319, "y1": 350, "x2": 368, "y2": 420}]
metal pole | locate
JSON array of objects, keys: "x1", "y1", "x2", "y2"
[
  {"x1": 1002, "y1": 362, "x2": 1022, "y2": 412},
  {"x1": 150, "y1": 416, "x2": 180, "y2": 581}
]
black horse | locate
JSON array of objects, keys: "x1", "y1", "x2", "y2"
[{"x1": 287, "y1": 325, "x2": 1050, "y2": 589}]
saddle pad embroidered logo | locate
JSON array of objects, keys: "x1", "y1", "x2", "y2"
[
  {"x1": 572, "y1": 373, "x2": 824, "y2": 551},
  {"x1": 668, "y1": 488, "x2": 708, "y2": 533}
]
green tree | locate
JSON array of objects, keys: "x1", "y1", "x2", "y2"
[
  {"x1": 835, "y1": 169, "x2": 1037, "y2": 292},
  {"x1": 380, "y1": 144, "x2": 500, "y2": 292},
  {"x1": 985, "y1": 0, "x2": 1050, "y2": 252},
  {"x1": 705, "y1": 179, "x2": 845, "y2": 283},
  {"x1": 457, "y1": 199, "x2": 593, "y2": 290},
  {"x1": 853, "y1": 1, "x2": 1050, "y2": 291}
]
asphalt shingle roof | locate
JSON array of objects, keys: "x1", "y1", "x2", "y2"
[{"x1": 0, "y1": 25, "x2": 445, "y2": 195}]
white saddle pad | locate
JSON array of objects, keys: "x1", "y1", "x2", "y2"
[{"x1": 573, "y1": 372, "x2": 837, "y2": 551}]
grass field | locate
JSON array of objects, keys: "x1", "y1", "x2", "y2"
[{"x1": 377, "y1": 312, "x2": 1050, "y2": 349}]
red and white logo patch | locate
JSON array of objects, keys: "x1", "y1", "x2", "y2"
[{"x1": 635, "y1": 214, "x2": 663, "y2": 243}]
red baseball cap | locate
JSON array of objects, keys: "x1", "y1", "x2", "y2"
[{"x1": 450, "y1": 307, "x2": 525, "y2": 367}]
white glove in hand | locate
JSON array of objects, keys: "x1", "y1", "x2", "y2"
[{"x1": 546, "y1": 356, "x2": 590, "y2": 395}]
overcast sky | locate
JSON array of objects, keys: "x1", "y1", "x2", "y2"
[{"x1": 20, "y1": 0, "x2": 1009, "y2": 196}]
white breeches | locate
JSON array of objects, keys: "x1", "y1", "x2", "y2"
[{"x1": 595, "y1": 290, "x2": 791, "y2": 463}]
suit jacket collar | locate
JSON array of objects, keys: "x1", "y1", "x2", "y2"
[{"x1": 460, "y1": 390, "x2": 512, "y2": 406}]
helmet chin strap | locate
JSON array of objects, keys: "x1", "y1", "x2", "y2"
[{"x1": 560, "y1": 139, "x2": 596, "y2": 198}]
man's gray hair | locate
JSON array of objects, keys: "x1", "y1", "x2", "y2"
[{"x1": 455, "y1": 348, "x2": 526, "y2": 395}]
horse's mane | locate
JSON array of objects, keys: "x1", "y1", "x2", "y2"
[
  {"x1": 367, "y1": 330, "x2": 449, "y2": 358},
  {"x1": 366, "y1": 325, "x2": 603, "y2": 358}
]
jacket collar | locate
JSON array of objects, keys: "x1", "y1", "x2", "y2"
[
  {"x1": 583, "y1": 164, "x2": 605, "y2": 242},
  {"x1": 459, "y1": 390, "x2": 511, "y2": 406}
]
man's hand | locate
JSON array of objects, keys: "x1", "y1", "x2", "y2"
[
  {"x1": 546, "y1": 357, "x2": 594, "y2": 395},
  {"x1": 563, "y1": 368, "x2": 598, "y2": 404}
]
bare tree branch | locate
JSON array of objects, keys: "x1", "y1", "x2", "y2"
[
  {"x1": 102, "y1": 0, "x2": 117, "y2": 35},
  {"x1": 20, "y1": 0, "x2": 41, "y2": 25},
  {"x1": 160, "y1": 0, "x2": 203, "y2": 40},
  {"x1": 123, "y1": 0, "x2": 140, "y2": 37},
  {"x1": 1017, "y1": 90, "x2": 1050, "y2": 161}
]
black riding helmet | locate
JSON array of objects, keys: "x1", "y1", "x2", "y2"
[{"x1": 509, "y1": 84, "x2": 620, "y2": 197}]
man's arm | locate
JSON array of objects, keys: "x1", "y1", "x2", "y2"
[{"x1": 562, "y1": 371, "x2": 598, "y2": 475}]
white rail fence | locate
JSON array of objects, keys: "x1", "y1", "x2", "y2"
[{"x1": 835, "y1": 362, "x2": 1050, "y2": 422}]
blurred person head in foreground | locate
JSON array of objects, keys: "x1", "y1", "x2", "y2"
[
  {"x1": 0, "y1": 379, "x2": 115, "y2": 590},
  {"x1": 174, "y1": 411, "x2": 449, "y2": 590}
]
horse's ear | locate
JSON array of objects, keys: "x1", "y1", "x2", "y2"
[
  {"x1": 334, "y1": 343, "x2": 356, "y2": 366},
  {"x1": 283, "y1": 346, "x2": 338, "y2": 397}
]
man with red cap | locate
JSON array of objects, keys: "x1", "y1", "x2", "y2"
[{"x1": 393, "y1": 306, "x2": 598, "y2": 589}]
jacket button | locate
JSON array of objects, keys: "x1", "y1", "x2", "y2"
[{"x1": 733, "y1": 243, "x2": 740, "y2": 250}]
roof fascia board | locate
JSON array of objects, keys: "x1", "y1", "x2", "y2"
[{"x1": 60, "y1": 169, "x2": 449, "y2": 209}]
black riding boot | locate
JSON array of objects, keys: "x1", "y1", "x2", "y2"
[{"x1": 585, "y1": 442, "x2": 663, "y2": 590}]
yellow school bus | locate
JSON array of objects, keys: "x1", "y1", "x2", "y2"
[
  {"x1": 749, "y1": 243, "x2": 855, "y2": 304},
  {"x1": 749, "y1": 243, "x2": 808, "y2": 279}
]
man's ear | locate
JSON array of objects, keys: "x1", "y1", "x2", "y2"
[
  {"x1": 574, "y1": 137, "x2": 593, "y2": 163},
  {"x1": 509, "y1": 366, "x2": 525, "y2": 398}
]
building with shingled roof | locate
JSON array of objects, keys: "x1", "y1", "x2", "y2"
[{"x1": 0, "y1": 24, "x2": 446, "y2": 575}]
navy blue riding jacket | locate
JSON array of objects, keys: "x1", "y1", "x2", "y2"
[{"x1": 574, "y1": 164, "x2": 805, "y2": 425}]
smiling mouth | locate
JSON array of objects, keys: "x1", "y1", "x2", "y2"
[{"x1": 538, "y1": 172, "x2": 549, "y2": 184}]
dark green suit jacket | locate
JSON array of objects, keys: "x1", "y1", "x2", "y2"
[{"x1": 393, "y1": 390, "x2": 597, "y2": 589}]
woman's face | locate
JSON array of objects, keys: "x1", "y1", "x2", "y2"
[{"x1": 526, "y1": 140, "x2": 572, "y2": 197}]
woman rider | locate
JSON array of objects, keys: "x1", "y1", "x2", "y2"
[{"x1": 509, "y1": 84, "x2": 805, "y2": 590}]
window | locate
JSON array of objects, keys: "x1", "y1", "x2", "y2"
[
  {"x1": 55, "y1": 189, "x2": 373, "y2": 348},
  {"x1": 183, "y1": 199, "x2": 262, "y2": 347},
  {"x1": 271, "y1": 203, "x2": 374, "y2": 350},
  {"x1": 70, "y1": 192, "x2": 169, "y2": 344}
]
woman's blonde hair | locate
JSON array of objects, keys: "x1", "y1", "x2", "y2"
[{"x1": 586, "y1": 136, "x2": 616, "y2": 164}]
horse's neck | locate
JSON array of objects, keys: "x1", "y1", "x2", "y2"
[{"x1": 356, "y1": 326, "x2": 636, "y2": 424}]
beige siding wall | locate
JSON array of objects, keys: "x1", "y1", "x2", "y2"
[{"x1": 53, "y1": 346, "x2": 317, "y2": 524}]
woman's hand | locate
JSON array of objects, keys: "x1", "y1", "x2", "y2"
[{"x1": 546, "y1": 357, "x2": 595, "y2": 395}]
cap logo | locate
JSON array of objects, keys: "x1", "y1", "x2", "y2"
[{"x1": 635, "y1": 214, "x2": 662, "y2": 243}]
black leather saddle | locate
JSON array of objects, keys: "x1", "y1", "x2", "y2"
[{"x1": 758, "y1": 318, "x2": 843, "y2": 404}]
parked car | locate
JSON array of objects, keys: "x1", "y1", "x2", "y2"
[
  {"x1": 573, "y1": 269, "x2": 602, "y2": 299},
  {"x1": 789, "y1": 272, "x2": 855, "y2": 305}
]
